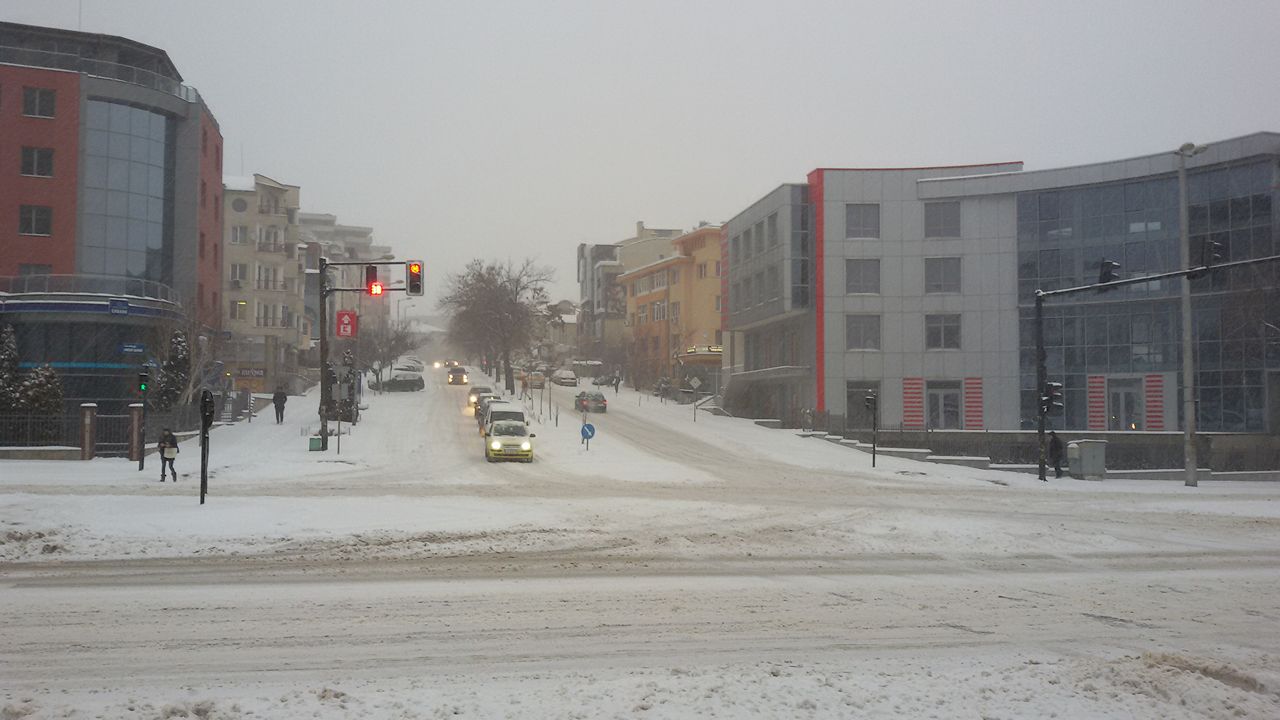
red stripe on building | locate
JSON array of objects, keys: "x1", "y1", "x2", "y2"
[
  {"x1": 902, "y1": 377, "x2": 925, "y2": 429},
  {"x1": 808, "y1": 170, "x2": 826, "y2": 412},
  {"x1": 1144, "y1": 374, "x2": 1165, "y2": 430},
  {"x1": 1087, "y1": 375, "x2": 1107, "y2": 430},
  {"x1": 963, "y1": 377, "x2": 984, "y2": 430}
]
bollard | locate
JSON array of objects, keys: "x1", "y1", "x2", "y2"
[
  {"x1": 80, "y1": 403, "x2": 97, "y2": 460},
  {"x1": 127, "y1": 403, "x2": 144, "y2": 462}
]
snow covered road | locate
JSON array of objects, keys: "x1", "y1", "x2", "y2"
[{"x1": 3, "y1": 364, "x2": 1280, "y2": 718}]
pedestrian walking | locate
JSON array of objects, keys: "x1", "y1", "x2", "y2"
[
  {"x1": 612, "y1": 374, "x2": 621, "y2": 394},
  {"x1": 158, "y1": 428, "x2": 179, "y2": 482},
  {"x1": 1048, "y1": 431, "x2": 1064, "y2": 479},
  {"x1": 272, "y1": 386, "x2": 288, "y2": 424}
]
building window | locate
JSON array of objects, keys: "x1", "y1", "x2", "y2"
[
  {"x1": 714, "y1": 295, "x2": 722, "y2": 312},
  {"x1": 926, "y1": 314, "x2": 962, "y2": 349},
  {"x1": 927, "y1": 380, "x2": 962, "y2": 429},
  {"x1": 18, "y1": 263, "x2": 52, "y2": 276},
  {"x1": 230, "y1": 300, "x2": 247, "y2": 320},
  {"x1": 925, "y1": 201, "x2": 961, "y2": 239},
  {"x1": 638, "y1": 305, "x2": 648, "y2": 324},
  {"x1": 20, "y1": 147, "x2": 54, "y2": 177},
  {"x1": 230, "y1": 263, "x2": 248, "y2": 282},
  {"x1": 22, "y1": 87, "x2": 55, "y2": 118},
  {"x1": 845, "y1": 203, "x2": 880, "y2": 239},
  {"x1": 697, "y1": 262, "x2": 707, "y2": 279},
  {"x1": 845, "y1": 258, "x2": 880, "y2": 294},
  {"x1": 230, "y1": 226, "x2": 249, "y2": 244},
  {"x1": 924, "y1": 257, "x2": 962, "y2": 293},
  {"x1": 18, "y1": 205, "x2": 52, "y2": 235},
  {"x1": 715, "y1": 329, "x2": 723, "y2": 345},
  {"x1": 653, "y1": 301, "x2": 666, "y2": 321},
  {"x1": 671, "y1": 302, "x2": 681, "y2": 325},
  {"x1": 715, "y1": 260, "x2": 721, "y2": 276},
  {"x1": 670, "y1": 268, "x2": 680, "y2": 285},
  {"x1": 754, "y1": 221, "x2": 765, "y2": 254},
  {"x1": 731, "y1": 236, "x2": 740, "y2": 262},
  {"x1": 846, "y1": 314, "x2": 881, "y2": 350},
  {"x1": 767, "y1": 213, "x2": 779, "y2": 246}
]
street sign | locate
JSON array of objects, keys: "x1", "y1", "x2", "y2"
[
  {"x1": 688, "y1": 377, "x2": 702, "y2": 390},
  {"x1": 108, "y1": 298, "x2": 129, "y2": 315},
  {"x1": 581, "y1": 423, "x2": 596, "y2": 440},
  {"x1": 335, "y1": 310, "x2": 358, "y2": 338},
  {"x1": 119, "y1": 343, "x2": 145, "y2": 354}
]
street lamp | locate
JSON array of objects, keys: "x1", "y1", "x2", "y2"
[{"x1": 1176, "y1": 141, "x2": 1209, "y2": 487}]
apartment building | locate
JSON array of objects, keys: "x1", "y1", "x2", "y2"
[{"x1": 221, "y1": 174, "x2": 304, "y2": 392}]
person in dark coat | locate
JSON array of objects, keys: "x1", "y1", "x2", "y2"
[
  {"x1": 612, "y1": 374, "x2": 621, "y2": 393},
  {"x1": 272, "y1": 387, "x2": 288, "y2": 424},
  {"x1": 1048, "y1": 431, "x2": 1065, "y2": 479},
  {"x1": 158, "y1": 428, "x2": 179, "y2": 482}
]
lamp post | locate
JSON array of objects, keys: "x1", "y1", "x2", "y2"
[{"x1": 1176, "y1": 142, "x2": 1209, "y2": 487}]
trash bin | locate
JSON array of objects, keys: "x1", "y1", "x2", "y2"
[
  {"x1": 1068, "y1": 439, "x2": 1107, "y2": 481},
  {"x1": 308, "y1": 436, "x2": 323, "y2": 452}
]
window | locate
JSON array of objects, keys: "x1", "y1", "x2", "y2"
[
  {"x1": 18, "y1": 205, "x2": 52, "y2": 235},
  {"x1": 671, "y1": 268, "x2": 680, "y2": 285},
  {"x1": 18, "y1": 264, "x2": 52, "y2": 276},
  {"x1": 767, "y1": 213, "x2": 779, "y2": 246},
  {"x1": 715, "y1": 295, "x2": 722, "y2": 312},
  {"x1": 926, "y1": 314, "x2": 962, "y2": 349},
  {"x1": 845, "y1": 259, "x2": 880, "y2": 294},
  {"x1": 638, "y1": 304, "x2": 648, "y2": 324},
  {"x1": 754, "y1": 221, "x2": 765, "y2": 254},
  {"x1": 229, "y1": 299, "x2": 247, "y2": 320},
  {"x1": 22, "y1": 87, "x2": 55, "y2": 117},
  {"x1": 653, "y1": 270, "x2": 667, "y2": 289},
  {"x1": 230, "y1": 263, "x2": 248, "y2": 281},
  {"x1": 742, "y1": 228, "x2": 753, "y2": 259},
  {"x1": 653, "y1": 301, "x2": 666, "y2": 321},
  {"x1": 697, "y1": 262, "x2": 707, "y2": 279},
  {"x1": 715, "y1": 330, "x2": 723, "y2": 345},
  {"x1": 20, "y1": 147, "x2": 54, "y2": 177},
  {"x1": 231, "y1": 225, "x2": 249, "y2": 244},
  {"x1": 671, "y1": 302, "x2": 681, "y2": 324},
  {"x1": 927, "y1": 381, "x2": 962, "y2": 429},
  {"x1": 731, "y1": 236, "x2": 740, "y2": 262},
  {"x1": 714, "y1": 260, "x2": 721, "y2": 276},
  {"x1": 766, "y1": 266, "x2": 780, "y2": 299},
  {"x1": 845, "y1": 203, "x2": 880, "y2": 239},
  {"x1": 846, "y1": 315, "x2": 882, "y2": 350},
  {"x1": 924, "y1": 257, "x2": 962, "y2": 293},
  {"x1": 925, "y1": 201, "x2": 961, "y2": 239}
]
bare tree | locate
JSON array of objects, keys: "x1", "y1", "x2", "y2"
[
  {"x1": 358, "y1": 319, "x2": 418, "y2": 391},
  {"x1": 439, "y1": 259, "x2": 553, "y2": 393}
]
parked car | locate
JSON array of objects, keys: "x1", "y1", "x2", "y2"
[
  {"x1": 551, "y1": 369, "x2": 578, "y2": 387},
  {"x1": 574, "y1": 391, "x2": 608, "y2": 413},
  {"x1": 447, "y1": 367, "x2": 469, "y2": 385},
  {"x1": 474, "y1": 393, "x2": 499, "y2": 425},
  {"x1": 468, "y1": 385, "x2": 494, "y2": 407},
  {"x1": 528, "y1": 371, "x2": 546, "y2": 389},
  {"x1": 591, "y1": 375, "x2": 615, "y2": 386},
  {"x1": 484, "y1": 420, "x2": 535, "y2": 463},
  {"x1": 373, "y1": 370, "x2": 424, "y2": 391}
]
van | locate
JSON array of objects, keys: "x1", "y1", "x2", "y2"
[{"x1": 481, "y1": 401, "x2": 527, "y2": 435}]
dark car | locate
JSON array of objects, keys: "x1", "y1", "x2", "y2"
[
  {"x1": 447, "y1": 367, "x2": 469, "y2": 385},
  {"x1": 574, "y1": 391, "x2": 608, "y2": 413}
]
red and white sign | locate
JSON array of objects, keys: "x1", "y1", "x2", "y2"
[{"x1": 335, "y1": 310, "x2": 358, "y2": 338}]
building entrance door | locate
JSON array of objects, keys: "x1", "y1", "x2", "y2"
[{"x1": 1107, "y1": 378, "x2": 1144, "y2": 430}]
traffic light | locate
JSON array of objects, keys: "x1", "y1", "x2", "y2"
[
  {"x1": 137, "y1": 371, "x2": 150, "y2": 394},
  {"x1": 864, "y1": 392, "x2": 877, "y2": 411},
  {"x1": 1098, "y1": 258, "x2": 1121, "y2": 290},
  {"x1": 365, "y1": 264, "x2": 383, "y2": 296},
  {"x1": 1040, "y1": 381, "x2": 1064, "y2": 416},
  {"x1": 406, "y1": 261, "x2": 424, "y2": 296}
]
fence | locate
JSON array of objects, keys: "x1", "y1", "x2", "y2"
[
  {"x1": 0, "y1": 414, "x2": 80, "y2": 447},
  {"x1": 95, "y1": 412, "x2": 132, "y2": 457}
]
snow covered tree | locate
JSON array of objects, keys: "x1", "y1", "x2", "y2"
[
  {"x1": 153, "y1": 330, "x2": 190, "y2": 411},
  {"x1": 16, "y1": 364, "x2": 64, "y2": 417},
  {"x1": 0, "y1": 324, "x2": 18, "y2": 412}
]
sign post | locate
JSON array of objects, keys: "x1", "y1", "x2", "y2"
[
  {"x1": 689, "y1": 376, "x2": 702, "y2": 422},
  {"x1": 335, "y1": 310, "x2": 358, "y2": 339},
  {"x1": 199, "y1": 390, "x2": 215, "y2": 505},
  {"x1": 580, "y1": 422, "x2": 596, "y2": 450}
]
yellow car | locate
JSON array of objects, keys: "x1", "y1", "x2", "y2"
[{"x1": 485, "y1": 421, "x2": 535, "y2": 463}]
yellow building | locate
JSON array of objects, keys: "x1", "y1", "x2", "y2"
[{"x1": 620, "y1": 225, "x2": 724, "y2": 390}]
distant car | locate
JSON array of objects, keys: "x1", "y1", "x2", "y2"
[
  {"x1": 592, "y1": 375, "x2": 615, "y2": 386},
  {"x1": 551, "y1": 369, "x2": 578, "y2": 387},
  {"x1": 484, "y1": 420, "x2": 535, "y2": 463},
  {"x1": 467, "y1": 386, "x2": 494, "y2": 407},
  {"x1": 528, "y1": 371, "x2": 546, "y2": 389},
  {"x1": 474, "y1": 393, "x2": 499, "y2": 424},
  {"x1": 574, "y1": 391, "x2": 608, "y2": 413},
  {"x1": 447, "y1": 367, "x2": 469, "y2": 385},
  {"x1": 374, "y1": 370, "x2": 424, "y2": 392}
]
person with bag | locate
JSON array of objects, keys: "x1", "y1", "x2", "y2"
[
  {"x1": 158, "y1": 428, "x2": 179, "y2": 482},
  {"x1": 272, "y1": 387, "x2": 288, "y2": 424}
]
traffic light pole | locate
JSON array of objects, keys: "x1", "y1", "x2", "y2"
[
  {"x1": 1034, "y1": 252, "x2": 1280, "y2": 485},
  {"x1": 316, "y1": 258, "x2": 412, "y2": 451}
]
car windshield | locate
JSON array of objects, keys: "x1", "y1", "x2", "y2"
[
  {"x1": 489, "y1": 410, "x2": 523, "y2": 423},
  {"x1": 586, "y1": 392, "x2": 605, "y2": 400},
  {"x1": 491, "y1": 422, "x2": 527, "y2": 437},
  {"x1": 471, "y1": 386, "x2": 492, "y2": 395}
]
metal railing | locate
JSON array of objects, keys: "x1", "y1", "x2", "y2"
[
  {"x1": 0, "y1": 274, "x2": 180, "y2": 303},
  {"x1": 0, "y1": 413, "x2": 80, "y2": 447},
  {"x1": 0, "y1": 45, "x2": 201, "y2": 103}
]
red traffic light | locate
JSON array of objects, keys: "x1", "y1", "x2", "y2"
[{"x1": 370, "y1": 281, "x2": 384, "y2": 296}]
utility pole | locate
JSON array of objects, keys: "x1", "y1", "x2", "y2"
[
  {"x1": 318, "y1": 256, "x2": 331, "y2": 450},
  {"x1": 1176, "y1": 143, "x2": 1208, "y2": 487}
]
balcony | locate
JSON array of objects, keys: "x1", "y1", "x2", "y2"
[
  {"x1": 0, "y1": 273, "x2": 178, "y2": 303},
  {"x1": 0, "y1": 45, "x2": 201, "y2": 102}
]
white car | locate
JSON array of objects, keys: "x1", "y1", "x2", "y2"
[{"x1": 550, "y1": 369, "x2": 578, "y2": 386}]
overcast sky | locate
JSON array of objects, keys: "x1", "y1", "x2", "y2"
[{"x1": 10, "y1": 0, "x2": 1280, "y2": 306}]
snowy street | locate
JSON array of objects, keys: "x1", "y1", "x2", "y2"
[{"x1": 3, "y1": 368, "x2": 1280, "y2": 718}]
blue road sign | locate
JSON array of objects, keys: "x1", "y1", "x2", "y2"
[
  {"x1": 120, "y1": 343, "x2": 146, "y2": 354},
  {"x1": 581, "y1": 423, "x2": 596, "y2": 440}
]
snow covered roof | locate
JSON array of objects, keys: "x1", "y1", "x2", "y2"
[{"x1": 223, "y1": 175, "x2": 256, "y2": 192}]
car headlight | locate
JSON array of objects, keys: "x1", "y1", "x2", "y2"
[
  {"x1": 520, "y1": 441, "x2": 531, "y2": 451},
  {"x1": 469, "y1": 394, "x2": 477, "y2": 403},
  {"x1": 490, "y1": 441, "x2": 502, "y2": 451},
  {"x1": 462, "y1": 375, "x2": 469, "y2": 382}
]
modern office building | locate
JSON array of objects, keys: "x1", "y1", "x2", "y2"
[
  {"x1": 0, "y1": 21, "x2": 223, "y2": 405},
  {"x1": 221, "y1": 174, "x2": 306, "y2": 392},
  {"x1": 723, "y1": 132, "x2": 1279, "y2": 435}
]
